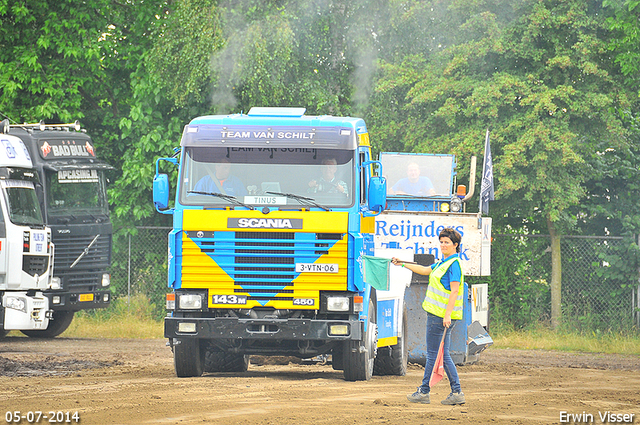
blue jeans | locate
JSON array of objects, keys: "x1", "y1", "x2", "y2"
[{"x1": 418, "y1": 312, "x2": 461, "y2": 394}]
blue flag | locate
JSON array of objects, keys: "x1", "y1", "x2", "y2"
[{"x1": 479, "y1": 129, "x2": 494, "y2": 215}]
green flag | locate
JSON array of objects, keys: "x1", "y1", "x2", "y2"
[{"x1": 362, "y1": 255, "x2": 390, "y2": 291}]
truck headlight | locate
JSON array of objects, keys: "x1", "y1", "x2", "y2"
[
  {"x1": 329, "y1": 324, "x2": 350, "y2": 336},
  {"x1": 450, "y1": 196, "x2": 463, "y2": 213},
  {"x1": 178, "y1": 322, "x2": 197, "y2": 333},
  {"x1": 327, "y1": 296, "x2": 350, "y2": 312},
  {"x1": 49, "y1": 277, "x2": 61, "y2": 290},
  {"x1": 178, "y1": 293, "x2": 203, "y2": 310},
  {"x1": 5, "y1": 296, "x2": 27, "y2": 313},
  {"x1": 101, "y1": 273, "x2": 111, "y2": 287}
]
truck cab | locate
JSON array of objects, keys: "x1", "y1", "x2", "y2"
[
  {"x1": 0, "y1": 130, "x2": 54, "y2": 335},
  {"x1": 2, "y1": 121, "x2": 113, "y2": 337},
  {"x1": 375, "y1": 152, "x2": 493, "y2": 365},
  {"x1": 154, "y1": 107, "x2": 400, "y2": 381}
]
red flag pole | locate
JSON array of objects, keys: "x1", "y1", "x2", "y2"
[{"x1": 429, "y1": 329, "x2": 447, "y2": 387}]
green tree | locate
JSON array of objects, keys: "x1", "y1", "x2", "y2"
[
  {"x1": 604, "y1": 0, "x2": 640, "y2": 94},
  {"x1": 109, "y1": 0, "x2": 222, "y2": 225},
  {"x1": 111, "y1": 0, "x2": 390, "y2": 224},
  {"x1": 208, "y1": 0, "x2": 388, "y2": 116},
  {"x1": 574, "y1": 0, "x2": 640, "y2": 320},
  {"x1": 0, "y1": 0, "x2": 173, "y2": 228},
  {"x1": 0, "y1": 0, "x2": 111, "y2": 121},
  {"x1": 571, "y1": 112, "x2": 640, "y2": 309},
  {"x1": 145, "y1": 0, "x2": 224, "y2": 109},
  {"x1": 373, "y1": 0, "x2": 633, "y2": 327}
]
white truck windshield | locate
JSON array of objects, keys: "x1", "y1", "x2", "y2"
[
  {"x1": 379, "y1": 153, "x2": 455, "y2": 197},
  {"x1": 1, "y1": 180, "x2": 45, "y2": 226}
]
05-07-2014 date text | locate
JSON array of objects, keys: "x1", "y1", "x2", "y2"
[{"x1": 5, "y1": 411, "x2": 80, "y2": 424}]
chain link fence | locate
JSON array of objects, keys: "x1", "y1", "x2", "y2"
[
  {"x1": 488, "y1": 234, "x2": 639, "y2": 332},
  {"x1": 109, "y1": 227, "x2": 172, "y2": 320},
  {"x1": 560, "y1": 236, "x2": 634, "y2": 330},
  {"x1": 109, "y1": 227, "x2": 640, "y2": 331}
]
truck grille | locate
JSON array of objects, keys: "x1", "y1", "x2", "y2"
[
  {"x1": 22, "y1": 255, "x2": 49, "y2": 276},
  {"x1": 183, "y1": 230, "x2": 347, "y2": 304},
  {"x1": 52, "y1": 234, "x2": 111, "y2": 270},
  {"x1": 52, "y1": 234, "x2": 111, "y2": 290},
  {"x1": 62, "y1": 271, "x2": 104, "y2": 292}
]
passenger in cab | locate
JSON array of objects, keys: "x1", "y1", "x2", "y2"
[
  {"x1": 308, "y1": 158, "x2": 348, "y2": 196},
  {"x1": 194, "y1": 159, "x2": 247, "y2": 198}
]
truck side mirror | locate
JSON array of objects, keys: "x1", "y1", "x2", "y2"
[
  {"x1": 368, "y1": 176, "x2": 386, "y2": 213},
  {"x1": 153, "y1": 174, "x2": 170, "y2": 210}
]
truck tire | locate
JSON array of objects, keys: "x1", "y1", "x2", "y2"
[
  {"x1": 22, "y1": 311, "x2": 75, "y2": 338},
  {"x1": 343, "y1": 298, "x2": 377, "y2": 381},
  {"x1": 204, "y1": 350, "x2": 249, "y2": 373},
  {"x1": 173, "y1": 338, "x2": 205, "y2": 377},
  {"x1": 331, "y1": 345, "x2": 344, "y2": 371},
  {"x1": 0, "y1": 329, "x2": 8, "y2": 339},
  {"x1": 373, "y1": 305, "x2": 408, "y2": 376}
]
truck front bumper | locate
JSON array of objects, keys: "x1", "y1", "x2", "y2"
[
  {"x1": 1, "y1": 291, "x2": 51, "y2": 330},
  {"x1": 43, "y1": 290, "x2": 111, "y2": 311},
  {"x1": 165, "y1": 316, "x2": 363, "y2": 342}
]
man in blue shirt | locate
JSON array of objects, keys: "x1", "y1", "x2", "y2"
[
  {"x1": 308, "y1": 158, "x2": 348, "y2": 196},
  {"x1": 391, "y1": 162, "x2": 436, "y2": 196},
  {"x1": 193, "y1": 159, "x2": 247, "y2": 198}
]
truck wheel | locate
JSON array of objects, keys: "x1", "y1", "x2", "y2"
[
  {"x1": 331, "y1": 345, "x2": 344, "y2": 371},
  {"x1": 173, "y1": 338, "x2": 205, "y2": 377},
  {"x1": 343, "y1": 298, "x2": 377, "y2": 381},
  {"x1": 204, "y1": 350, "x2": 249, "y2": 373},
  {"x1": 22, "y1": 311, "x2": 75, "y2": 338},
  {"x1": 374, "y1": 305, "x2": 408, "y2": 376},
  {"x1": 0, "y1": 329, "x2": 8, "y2": 339}
]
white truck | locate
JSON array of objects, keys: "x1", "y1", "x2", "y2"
[
  {"x1": 375, "y1": 152, "x2": 492, "y2": 365},
  {"x1": 0, "y1": 125, "x2": 54, "y2": 336}
]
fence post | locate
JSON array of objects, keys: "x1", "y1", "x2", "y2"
[
  {"x1": 631, "y1": 235, "x2": 640, "y2": 328},
  {"x1": 636, "y1": 235, "x2": 640, "y2": 328},
  {"x1": 636, "y1": 234, "x2": 640, "y2": 328},
  {"x1": 128, "y1": 233, "x2": 131, "y2": 314},
  {"x1": 631, "y1": 279, "x2": 640, "y2": 328}
]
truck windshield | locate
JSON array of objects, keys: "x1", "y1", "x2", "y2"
[
  {"x1": 180, "y1": 147, "x2": 355, "y2": 208},
  {"x1": 379, "y1": 153, "x2": 455, "y2": 197},
  {"x1": 45, "y1": 169, "x2": 109, "y2": 217},
  {"x1": 1, "y1": 180, "x2": 45, "y2": 226}
]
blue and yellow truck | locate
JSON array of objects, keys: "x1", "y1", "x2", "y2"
[
  {"x1": 153, "y1": 107, "x2": 405, "y2": 380},
  {"x1": 153, "y1": 108, "x2": 493, "y2": 379}
]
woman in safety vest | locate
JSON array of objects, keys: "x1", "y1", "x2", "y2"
[{"x1": 391, "y1": 227, "x2": 465, "y2": 406}]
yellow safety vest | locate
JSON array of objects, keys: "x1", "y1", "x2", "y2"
[{"x1": 422, "y1": 256, "x2": 464, "y2": 320}]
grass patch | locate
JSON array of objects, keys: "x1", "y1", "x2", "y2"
[
  {"x1": 10, "y1": 295, "x2": 640, "y2": 357},
  {"x1": 62, "y1": 313, "x2": 163, "y2": 339},
  {"x1": 491, "y1": 326, "x2": 640, "y2": 356},
  {"x1": 59, "y1": 319, "x2": 640, "y2": 356},
  {"x1": 61, "y1": 293, "x2": 163, "y2": 339}
]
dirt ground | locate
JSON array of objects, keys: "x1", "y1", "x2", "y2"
[{"x1": 0, "y1": 336, "x2": 639, "y2": 425}]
